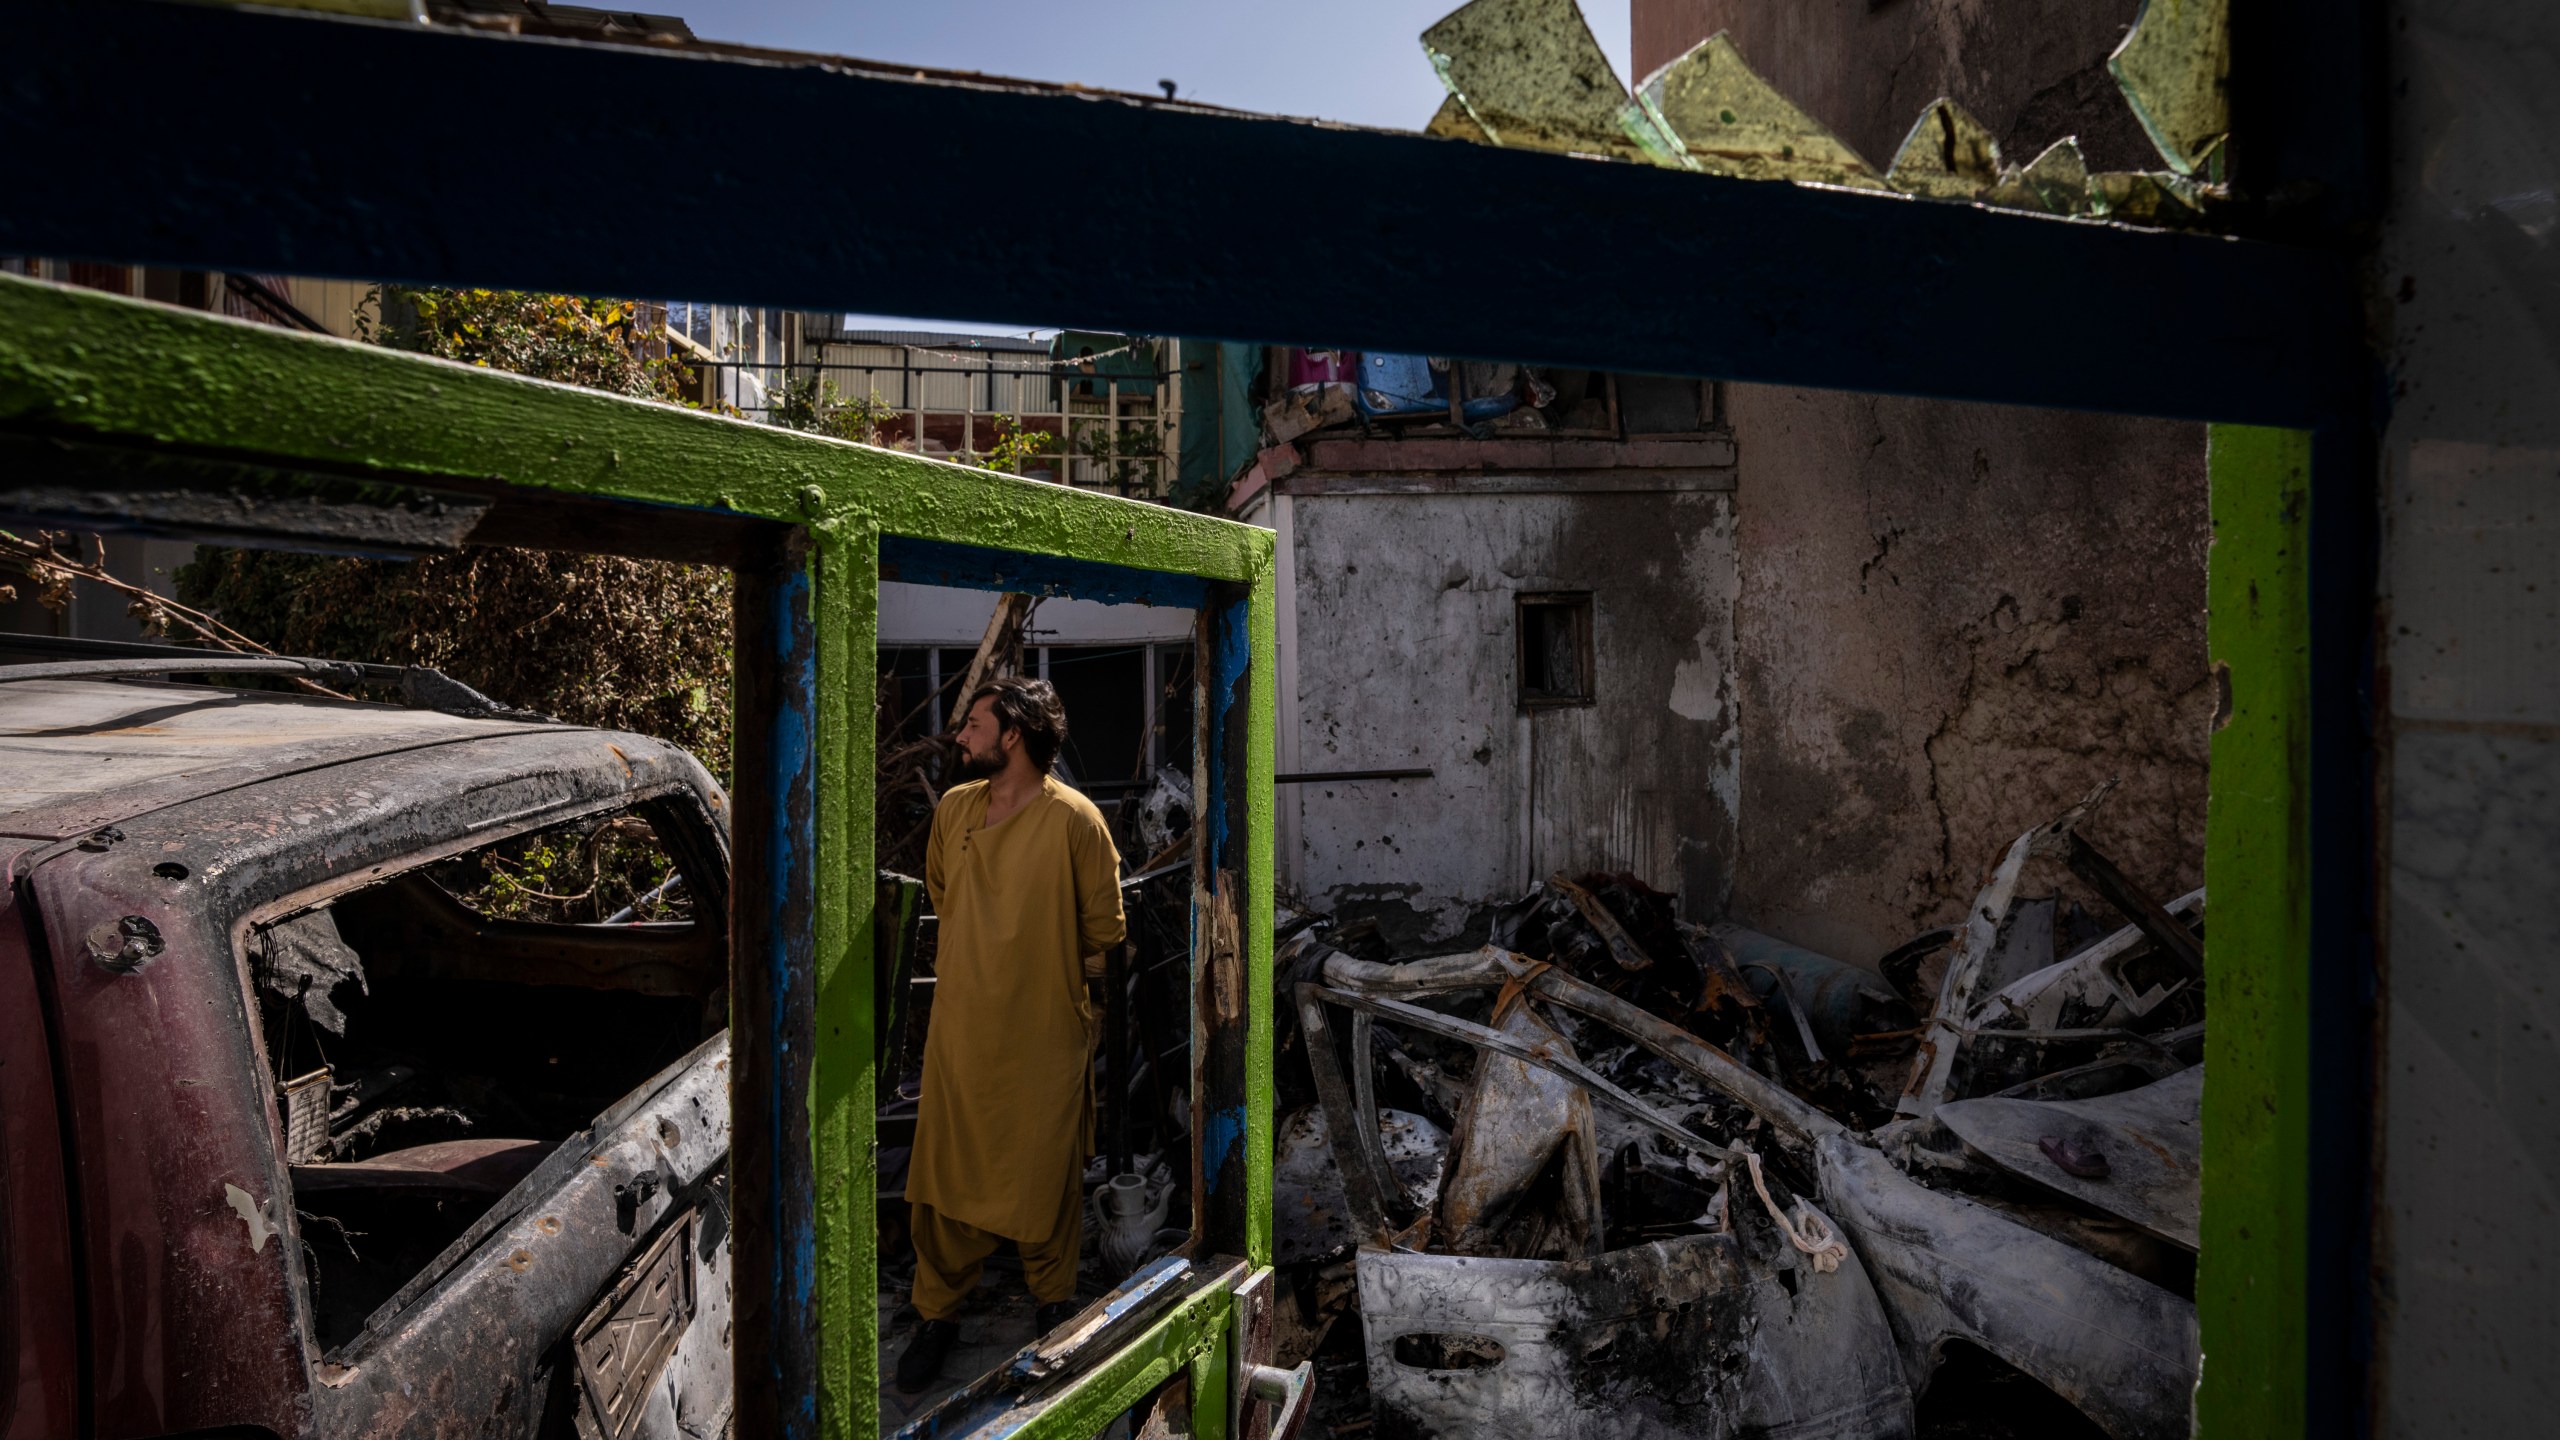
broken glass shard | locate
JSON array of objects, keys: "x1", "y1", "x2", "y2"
[
  {"x1": 1984, "y1": 137, "x2": 2093, "y2": 216},
  {"x1": 1422, "y1": 93, "x2": 1492, "y2": 144},
  {"x1": 1885, "y1": 98, "x2": 2004, "y2": 200},
  {"x1": 2089, "y1": 170, "x2": 2211, "y2": 226},
  {"x1": 1621, "y1": 33, "x2": 1889, "y2": 189},
  {"x1": 2108, "y1": 0, "x2": 2229, "y2": 179},
  {"x1": 1420, "y1": 0, "x2": 1642, "y2": 160}
]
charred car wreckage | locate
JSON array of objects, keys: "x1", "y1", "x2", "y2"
[
  {"x1": 1, "y1": 639, "x2": 2201, "y2": 1440},
  {"x1": 1272, "y1": 783, "x2": 2204, "y2": 1440},
  {"x1": 0, "y1": 645, "x2": 735, "y2": 1440}
]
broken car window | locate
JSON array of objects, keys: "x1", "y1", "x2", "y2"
[
  {"x1": 245, "y1": 802, "x2": 725, "y2": 1355},
  {"x1": 424, "y1": 811, "x2": 693, "y2": 926}
]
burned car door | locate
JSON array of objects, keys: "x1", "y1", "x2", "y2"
[{"x1": 313, "y1": 1032, "x2": 732, "y2": 1438}]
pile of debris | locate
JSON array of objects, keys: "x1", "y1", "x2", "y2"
[{"x1": 1274, "y1": 784, "x2": 2204, "y2": 1440}]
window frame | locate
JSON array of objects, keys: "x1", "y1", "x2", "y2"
[{"x1": 1515, "y1": 590, "x2": 1596, "y2": 710}]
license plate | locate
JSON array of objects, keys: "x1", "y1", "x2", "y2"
[{"x1": 573, "y1": 1209, "x2": 698, "y2": 1439}]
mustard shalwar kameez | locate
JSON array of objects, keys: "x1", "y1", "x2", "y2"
[{"x1": 906, "y1": 773, "x2": 1126, "y2": 1318}]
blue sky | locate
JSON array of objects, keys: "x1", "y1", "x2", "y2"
[{"x1": 667, "y1": 1, "x2": 1631, "y2": 334}]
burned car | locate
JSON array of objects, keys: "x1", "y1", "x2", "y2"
[
  {"x1": 1, "y1": 657, "x2": 733, "y2": 1439},
  {"x1": 1278, "y1": 787, "x2": 2204, "y2": 1440}
]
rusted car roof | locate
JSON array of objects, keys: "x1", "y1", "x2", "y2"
[{"x1": 0, "y1": 677, "x2": 558, "y2": 841}]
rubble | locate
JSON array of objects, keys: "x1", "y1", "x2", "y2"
[
  {"x1": 1935, "y1": 1065, "x2": 2202, "y2": 1252},
  {"x1": 1275, "y1": 786, "x2": 2207, "y2": 1438},
  {"x1": 1433, "y1": 994, "x2": 1601, "y2": 1259},
  {"x1": 1714, "y1": 922, "x2": 1918, "y2": 1064},
  {"x1": 1275, "y1": 1105, "x2": 1448, "y2": 1266}
]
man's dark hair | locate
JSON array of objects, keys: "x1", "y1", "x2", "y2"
[{"x1": 966, "y1": 676, "x2": 1068, "y2": 773}]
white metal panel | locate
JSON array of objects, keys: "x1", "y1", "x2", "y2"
[
  {"x1": 989, "y1": 367, "x2": 1060, "y2": 414},
  {"x1": 819, "y1": 343, "x2": 909, "y2": 404},
  {"x1": 281, "y1": 275, "x2": 375, "y2": 339},
  {"x1": 876, "y1": 582, "x2": 1195, "y2": 646},
  {"x1": 914, "y1": 368, "x2": 974, "y2": 412}
]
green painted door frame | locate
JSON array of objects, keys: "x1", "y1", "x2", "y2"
[
  {"x1": 2198, "y1": 424, "x2": 2316, "y2": 1437},
  {"x1": 0, "y1": 274, "x2": 1277, "y2": 1439}
]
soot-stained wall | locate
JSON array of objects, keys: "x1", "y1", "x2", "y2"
[
  {"x1": 1725, "y1": 387, "x2": 2211, "y2": 966},
  {"x1": 1613, "y1": 0, "x2": 2209, "y2": 967},
  {"x1": 1284, "y1": 481, "x2": 1739, "y2": 950}
]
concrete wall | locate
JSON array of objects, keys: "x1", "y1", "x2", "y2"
[
  {"x1": 1622, "y1": 0, "x2": 2212, "y2": 967},
  {"x1": 2374, "y1": 2, "x2": 2560, "y2": 1430},
  {"x1": 1725, "y1": 388, "x2": 2210, "y2": 965},
  {"x1": 1283, "y1": 481, "x2": 1738, "y2": 948},
  {"x1": 1631, "y1": 0, "x2": 2157, "y2": 176}
]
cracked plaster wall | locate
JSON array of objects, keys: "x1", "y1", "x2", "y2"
[
  {"x1": 1631, "y1": 0, "x2": 2157, "y2": 176},
  {"x1": 1725, "y1": 386, "x2": 2210, "y2": 966}
]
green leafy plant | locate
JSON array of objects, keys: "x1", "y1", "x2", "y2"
[
  {"x1": 428, "y1": 814, "x2": 690, "y2": 925},
  {"x1": 972, "y1": 413, "x2": 1062, "y2": 475},
  {"x1": 1070, "y1": 413, "x2": 1170, "y2": 493},
  {"x1": 360, "y1": 287, "x2": 696, "y2": 403},
  {"x1": 769, "y1": 374, "x2": 901, "y2": 445},
  {"x1": 178, "y1": 543, "x2": 737, "y2": 782}
]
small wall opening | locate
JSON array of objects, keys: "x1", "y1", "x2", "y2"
[{"x1": 1517, "y1": 591, "x2": 1595, "y2": 708}]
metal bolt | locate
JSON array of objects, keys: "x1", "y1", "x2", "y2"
[{"x1": 85, "y1": 915, "x2": 164, "y2": 973}]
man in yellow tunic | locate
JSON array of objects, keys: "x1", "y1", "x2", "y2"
[{"x1": 896, "y1": 676, "x2": 1125, "y2": 1394}]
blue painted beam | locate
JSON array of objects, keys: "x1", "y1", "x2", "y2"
[
  {"x1": 0, "y1": 0, "x2": 2359, "y2": 427},
  {"x1": 729, "y1": 540, "x2": 822, "y2": 1440},
  {"x1": 1197, "y1": 585, "x2": 1255, "y2": 1258}
]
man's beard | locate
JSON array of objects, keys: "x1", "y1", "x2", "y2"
[{"x1": 952, "y1": 740, "x2": 1004, "y2": 780}]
